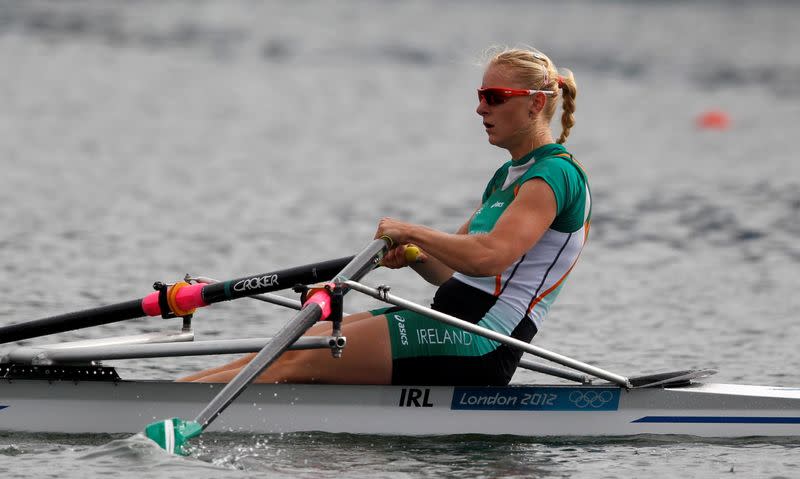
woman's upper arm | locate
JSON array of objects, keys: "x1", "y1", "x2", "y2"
[{"x1": 482, "y1": 178, "x2": 557, "y2": 271}]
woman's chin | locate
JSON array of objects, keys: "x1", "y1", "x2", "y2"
[{"x1": 486, "y1": 134, "x2": 504, "y2": 148}]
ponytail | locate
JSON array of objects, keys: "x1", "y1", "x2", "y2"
[{"x1": 556, "y1": 69, "x2": 577, "y2": 144}]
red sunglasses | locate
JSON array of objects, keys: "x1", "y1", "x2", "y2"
[{"x1": 477, "y1": 87, "x2": 555, "y2": 106}]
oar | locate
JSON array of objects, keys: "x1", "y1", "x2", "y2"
[
  {"x1": 144, "y1": 238, "x2": 390, "y2": 455},
  {"x1": 345, "y1": 279, "x2": 633, "y2": 388},
  {"x1": 188, "y1": 275, "x2": 304, "y2": 310},
  {"x1": 0, "y1": 256, "x2": 354, "y2": 345}
]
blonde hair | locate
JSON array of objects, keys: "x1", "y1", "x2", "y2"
[{"x1": 486, "y1": 47, "x2": 577, "y2": 144}]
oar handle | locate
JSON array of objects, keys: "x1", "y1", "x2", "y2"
[{"x1": 404, "y1": 245, "x2": 422, "y2": 263}]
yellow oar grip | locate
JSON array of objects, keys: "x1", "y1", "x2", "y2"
[{"x1": 404, "y1": 244, "x2": 421, "y2": 263}]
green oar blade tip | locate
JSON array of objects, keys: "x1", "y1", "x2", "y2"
[{"x1": 144, "y1": 417, "x2": 203, "y2": 456}]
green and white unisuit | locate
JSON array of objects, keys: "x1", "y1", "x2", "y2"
[
  {"x1": 455, "y1": 142, "x2": 591, "y2": 332},
  {"x1": 379, "y1": 143, "x2": 591, "y2": 386}
]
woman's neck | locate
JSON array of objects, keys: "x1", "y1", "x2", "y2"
[{"x1": 509, "y1": 126, "x2": 554, "y2": 161}]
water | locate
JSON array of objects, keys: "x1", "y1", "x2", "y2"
[{"x1": 1, "y1": 0, "x2": 800, "y2": 476}]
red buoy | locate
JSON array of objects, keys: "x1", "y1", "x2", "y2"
[{"x1": 696, "y1": 110, "x2": 731, "y2": 130}]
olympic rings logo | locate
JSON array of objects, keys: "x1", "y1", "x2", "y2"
[{"x1": 568, "y1": 390, "x2": 615, "y2": 408}]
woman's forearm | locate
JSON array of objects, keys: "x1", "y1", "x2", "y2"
[
  {"x1": 408, "y1": 225, "x2": 503, "y2": 277},
  {"x1": 409, "y1": 254, "x2": 455, "y2": 286}
]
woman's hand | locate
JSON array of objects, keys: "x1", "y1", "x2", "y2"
[
  {"x1": 375, "y1": 217, "x2": 428, "y2": 269},
  {"x1": 374, "y1": 217, "x2": 415, "y2": 247},
  {"x1": 380, "y1": 244, "x2": 427, "y2": 269}
]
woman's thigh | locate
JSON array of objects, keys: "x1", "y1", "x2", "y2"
[
  {"x1": 382, "y1": 307, "x2": 528, "y2": 386},
  {"x1": 250, "y1": 312, "x2": 393, "y2": 384}
]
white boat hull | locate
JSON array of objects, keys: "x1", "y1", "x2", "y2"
[{"x1": 2, "y1": 379, "x2": 799, "y2": 437}]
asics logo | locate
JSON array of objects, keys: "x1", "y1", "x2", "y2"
[
  {"x1": 568, "y1": 390, "x2": 615, "y2": 408},
  {"x1": 394, "y1": 315, "x2": 409, "y2": 346},
  {"x1": 490, "y1": 201, "x2": 504, "y2": 208}
]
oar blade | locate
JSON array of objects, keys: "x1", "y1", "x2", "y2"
[{"x1": 144, "y1": 417, "x2": 203, "y2": 456}]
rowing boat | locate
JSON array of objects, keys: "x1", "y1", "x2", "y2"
[
  {"x1": 1, "y1": 241, "x2": 799, "y2": 452},
  {"x1": 2, "y1": 328, "x2": 799, "y2": 439},
  {"x1": 2, "y1": 371, "x2": 799, "y2": 437}
]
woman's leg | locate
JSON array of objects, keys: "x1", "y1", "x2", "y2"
[
  {"x1": 177, "y1": 311, "x2": 391, "y2": 384},
  {"x1": 177, "y1": 312, "x2": 377, "y2": 382},
  {"x1": 176, "y1": 354, "x2": 254, "y2": 382}
]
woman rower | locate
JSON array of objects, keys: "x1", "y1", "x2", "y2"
[{"x1": 180, "y1": 46, "x2": 588, "y2": 386}]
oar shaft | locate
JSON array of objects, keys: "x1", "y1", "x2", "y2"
[
  {"x1": 139, "y1": 256, "x2": 354, "y2": 316},
  {"x1": 191, "y1": 276, "x2": 303, "y2": 310},
  {"x1": 0, "y1": 256, "x2": 353, "y2": 345},
  {"x1": 517, "y1": 358, "x2": 593, "y2": 384},
  {"x1": 0, "y1": 299, "x2": 144, "y2": 345},
  {"x1": 201, "y1": 256, "x2": 354, "y2": 304},
  {"x1": 333, "y1": 240, "x2": 387, "y2": 282},
  {"x1": 345, "y1": 280, "x2": 633, "y2": 388}
]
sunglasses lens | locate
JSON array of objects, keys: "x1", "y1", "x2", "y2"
[{"x1": 479, "y1": 90, "x2": 505, "y2": 106}]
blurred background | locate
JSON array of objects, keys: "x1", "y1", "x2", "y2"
[
  {"x1": 1, "y1": 0, "x2": 799, "y2": 388},
  {"x1": 2, "y1": 2, "x2": 800, "y2": 478}
]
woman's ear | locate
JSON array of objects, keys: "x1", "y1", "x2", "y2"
[{"x1": 530, "y1": 92, "x2": 547, "y2": 116}]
